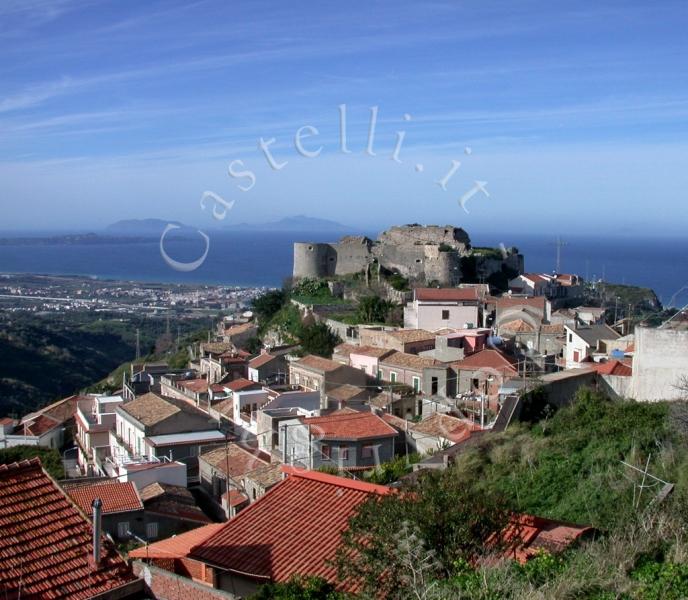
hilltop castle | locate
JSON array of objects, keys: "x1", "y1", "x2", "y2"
[{"x1": 293, "y1": 224, "x2": 522, "y2": 287}]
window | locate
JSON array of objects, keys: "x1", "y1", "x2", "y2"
[
  {"x1": 441, "y1": 309, "x2": 450, "y2": 320},
  {"x1": 339, "y1": 446, "x2": 349, "y2": 460},
  {"x1": 117, "y1": 522, "x2": 130, "y2": 538},
  {"x1": 568, "y1": 333, "x2": 573, "y2": 343},
  {"x1": 377, "y1": 369, "x2": 382, "y2": 381},
  {"x1": 390, "y1": 372, "x2": 397, "y2": 383},
  {"x1": 431, "y1": 377, "x2": 439, "y2": 395},
  {"x1": 362, "y1": 445, "x2": 375, "y2": 459},
  {"x1": 412, "y1": 376, "x2": 420, "y2": 393},
  {"x1": 321, "y1": 444, "x2": 331, "y2": 459},
  {"x1": 146, "y1": 522, "x2": 158, "y2": 539}
]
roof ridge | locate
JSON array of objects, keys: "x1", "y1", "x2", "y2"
[
  {"x1": 0, "y1": 457, "x2": 42, "y2": 473},
  {"x1": 281, "y1": 465, "x2": 392, "y2": 495}
]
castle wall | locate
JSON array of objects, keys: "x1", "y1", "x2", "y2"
[
  {"x1": 332, "y1": 236, "x2": 372, "y2": 276},
  {"x1": 292, "y1": 225, "x2": 514, "y2": 288},
  {"x1": 293, "y1": 242, "x2": 337, "y2": 278}
]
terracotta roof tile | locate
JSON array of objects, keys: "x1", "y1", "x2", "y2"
[
  {"x1": 380, "y1": 350, "x2": 440, "y2": 370},
  {"x1": 244, "y1": 463, "x2": 284, "y2": 489},
  {"x1": 120, "y1": 392, "x2": 180, "y2": 426},
  {"x1": 387, "y1": 329, "x2": 435, "y2": 343},
  {"x1": 350, "y1": 345, "x2": 396, "y2": 359},
  {"x1": 128, "y1": 522, "x2": 224, "y2": 559},
  {"x1": 496, "y1": 296, "x2": 547, "y2": 310},
  {"x1": 300, "y1": 411, "x2": 398, "y2": 441},
  {"x1": 189, "y1": 467, "x2": 392, "y2": 587},
  {"x1": 294, "y1": 355, "x2": 343, "y2": 373},
  {"x1": 454, "y1": 349, "x2": 518, "y2": 374},
  {"x1": 0, "y1": 458, "x2": 136, "y2": 599},
  {"x1": 179, "y1": 378, "x2": 209, "y2": 393},
  {"x1": 225, "y1": 377, "x2": 262, "y2": 392},
  {"x1": 249, "y1": 353, "x2": 279, "y2": 368},
  {"x1": 18, "y1": 413, "x2": 61, "y2": 436},
  {"x1": 589, "y1": 360, "x2": 632, "y2": 377},
  {"x1": 326, "y1": 384, "x2": 365, "y2": 402},
  {"x1": 411, "y1": 413, "x2": 480, "y2": 443},
  {"x1": 66, "y1": 481, "x2": 143, "y2": 515},
  {"x1": 414, "y1": 288, "x2": 479, "y2": 302},
  {"x1": 499, "y1": 514, "x2": 595, "y2": 564},
  {"x1": 199, "y1": 444, "x2": 270, "y2": 479}
]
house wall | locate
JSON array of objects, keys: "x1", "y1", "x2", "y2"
[
  {"x1": 349, "y1": 354, "x2": 379, "y2": 377},
  {"x1": 630, "y1": 327, "x2": 688, "y2": 401},
  {"x1": 407, "y1": 302, "x2": 479, "y2": 331},
  {"x1": 564, "y1": 327, "x2": 589, "y2": 368}
]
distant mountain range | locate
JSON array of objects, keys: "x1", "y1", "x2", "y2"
[{"x1": 105, "y1": 215, "x2": 354, "y2": 235}]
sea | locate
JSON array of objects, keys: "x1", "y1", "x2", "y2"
[{"x1": 0, "y1": 230, "x2": 686, "y2": 307}]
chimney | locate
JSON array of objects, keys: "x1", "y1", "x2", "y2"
[{"x1": 91, "y1": 498, "x2": 103, "y2": 569}]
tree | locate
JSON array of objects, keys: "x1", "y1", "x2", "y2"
[
  {"x1": 0, "y1": 446, "x2": 65, "y2": 479},
  {"x1": 250, "y1": 576, "x2": 346, "y2": 599},
  {"x1": 298, "y1": 322, "x2": 341, "y2": 358},
  {"x1": 253, "y1": 289, "x2": 288, "y2": 323},
  {"x1": 243, "y1": 336, "x2": 263, "y2": 354},
  {"x1": 335, "y1": 468, "x2": 511, "y2": 598},
  {"x1": 356, "y1": 296, "x2": 392, "y2": 324}
]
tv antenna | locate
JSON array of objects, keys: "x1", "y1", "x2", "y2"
[
  {"x1": 620, "y1": 454, "x2": 674, "y2": 509},
  {"x1": 550, "y1": 236, "x2": 568, "y2": 274}
]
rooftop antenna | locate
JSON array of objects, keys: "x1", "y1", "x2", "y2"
[{"x1": 551, "y1": 236, "x2": 567, "y2": 274}]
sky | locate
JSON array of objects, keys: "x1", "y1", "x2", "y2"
[{"x1": 0, "y1": 0, "x2": 687, "y2": 236}]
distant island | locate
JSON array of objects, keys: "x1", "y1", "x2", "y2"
[
  {"x1": 105, "y1": 218, "x2": 186, "y2": 236},
  {"x1": 224, "y1": 215, "x2": 354, "y2": 232}
]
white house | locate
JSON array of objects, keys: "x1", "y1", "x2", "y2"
[
  {"x1": 404, "y1": 287, "x2": 480, "y2": 330},
  {"x1": 564, "y1": 323, "x2": 621, "y2": 368}
]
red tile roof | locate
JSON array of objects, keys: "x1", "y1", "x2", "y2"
[
  {"x1": 588, "y1": 360, "x2": 632, "y2": 377},
  {"x1": 199, "y1": 444, "x2": 270, "y2": 479},
  {"x1": 249, "y1": 353, "x2": 279, "y2": 368},
  {"x1": 293, "y1": 355, "x2": 343, "y2": 373},
  {"x1": 0, "y1": 458, "x2": 136, "y2": 599},
  {"x1": 225, "y1": 489, "x2": 250, "y2": 508},
  {"x1": 179, "y1": 378, "x2": 209, "y2": 393},
  {"x1": 350, "y1": 345, "x2": 395, "y2": 359},
  {"x1": 499, "y1": 514, "x2": 595, "y2": 563},
  {"x1": 454, "y1": 349, "x2": 518, "y2": 375},
  {"x1": 414, "y1": 287, "x2": 479, "y2": 302},
  {"x1": 189, "y1": 467, "x2": 392, "y2": 587},
  {"x1": 225, "y1": 377, "x2": 262, "y2": 392},
  {"x1": 18, "y1": 413, "x2": 61, "y2": 436},
  {"x1": 128, "y1": 522, "x2": 225, "y2": 559},
  {"x1": 66, "y1": 481, "x2": 143, "y2": 515},
  {"x1": 411, "y1": 413, "x2": 480, "y2": 443},
  {"x1": 301, "y1": 411, "x2": 398, "y2": 441},
  {"x1": 496, "y1": 296, "x2": 547, "y2": 310}
]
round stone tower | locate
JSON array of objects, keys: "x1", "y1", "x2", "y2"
[{"x1": 293, "y1": 242, "x2": 336, "y2": 278}]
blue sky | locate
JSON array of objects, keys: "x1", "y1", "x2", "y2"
[{"x1": 1, "y1": 0, "x2": 687, "y2": 235}]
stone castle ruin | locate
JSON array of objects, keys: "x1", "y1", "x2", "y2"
[{"x1": 293, "y1": 224, "x2": 523, "y2": 287}]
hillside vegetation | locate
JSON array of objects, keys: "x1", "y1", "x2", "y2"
[
  {"x1": 0, "y1": 311, "x2": 210, "y2": 417},
  {"x1": 258, "y1": 389, "x2": 688, "y2": 599}
]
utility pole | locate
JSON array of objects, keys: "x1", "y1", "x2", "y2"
[{"x1": 135, "y1": 328, "x2": 141, "y2": 361}]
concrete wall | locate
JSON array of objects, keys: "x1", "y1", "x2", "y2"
[
  {"x1": 406, "y1": 302, "x2": 479, "y2": 331},
  {"x1": 630, "y1": 327, "x2": 688, "y2": 401}
]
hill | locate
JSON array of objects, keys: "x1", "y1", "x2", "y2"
[{"x1": 0, "y1": 311, "x2": 208, "y2": 417}]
